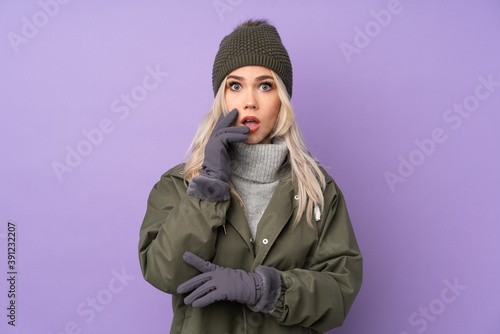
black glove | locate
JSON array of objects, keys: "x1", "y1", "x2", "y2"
[
  {"x1": 177, "y1": 251, "x2": 262, "y2": 308},
  {"x1": 187, "y1": 109, "x2": 249, "y2": 201},
  {"x1": 200, "y1": 108, "x2": 249, "y2": 182},
  {"x1": 177, "y1": 251, "x2": 282, "y2": 314}
]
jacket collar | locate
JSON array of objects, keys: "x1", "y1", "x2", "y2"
[{"x1": 173, "y1": 163, "x2": 302, "y2": 267}]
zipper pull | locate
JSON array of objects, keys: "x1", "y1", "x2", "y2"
[
  {"x1": 314, "y1": 205, "x2": 321, "y2": 222},
  {"x1": 222, "y1": 224, "x2": 227, "y2": 235}
]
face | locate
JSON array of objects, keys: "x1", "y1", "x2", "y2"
[{"x1": 224, "y1": 66, "x2": 281, "y2": 144}]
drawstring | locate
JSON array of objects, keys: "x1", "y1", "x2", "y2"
[{"x1": 314, "y1": 204, "x2": 321, "y2": 222}]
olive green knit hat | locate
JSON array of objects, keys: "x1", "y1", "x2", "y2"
[{"x1": 212, "y1": 19, "x2": 293, "y2": 98}]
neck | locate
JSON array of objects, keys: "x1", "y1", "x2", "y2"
[{"x1": 230, "y1": 137, "x2": 289, "y2": 183}]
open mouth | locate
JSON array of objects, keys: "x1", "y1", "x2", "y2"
[{"x1": 242, "y1": 116, "x2": 261, "y2": 132}]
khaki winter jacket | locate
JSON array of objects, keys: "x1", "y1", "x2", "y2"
[{"x1": 139, "y1": 163, "x2": 363, "y2": 334}]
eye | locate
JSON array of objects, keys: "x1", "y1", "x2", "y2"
[
  {"x1": 260, "y1": 82, "x2": 273, "y2": 91},
  {"x1": 228, "y1": 81, "x2": 242, "y2": 91}
]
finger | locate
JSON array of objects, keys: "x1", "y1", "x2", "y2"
[
  {"x1": 216, "y1": 127, "x2": 249, "y2": 145},
  {"x1": 191, "y1": 290, "x2": 220, "y2": 308},
  {"x1": 222, "y1": 133, "x2": 249, "y2": 144},
  {"x1": 214, "y1": 128, "x2": 249, "y2": 142},
  {"x1": 183, "y1": 282, "x2": 216, "y2": 306},
  {"x1": 176, "y1": 273, "x2": 211, "y2": 294},
  {"x1": 183, "y1": 251, "x2": 216, "y2": 273},
  {"x1": 215, "y1": 125, "x2": 249, "y2": 135},
  {"x1": 214, "y1": 109, "x2": 239, "y2": 131}
]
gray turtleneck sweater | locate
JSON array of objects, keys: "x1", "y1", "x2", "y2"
[{"x1": 229, "y1": 138, "x2": 289, "y2": 241}]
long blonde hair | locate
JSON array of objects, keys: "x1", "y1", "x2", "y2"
[{"x1": 183, "y1": 71, "x2": 326, "y2": 229}]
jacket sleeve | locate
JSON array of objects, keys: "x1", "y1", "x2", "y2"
[
  {"x1": 269, "y1": 179, "x2": 363, "y2": 332},
  {"x1": 138, "y1": 165, "x2": 230, "y2": 294}
]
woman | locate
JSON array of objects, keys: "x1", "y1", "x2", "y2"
[{"x1": 139, "y1": 19, "x2": 362, "y2": 334}]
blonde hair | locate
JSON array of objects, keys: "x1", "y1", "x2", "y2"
[{"x1": 183, "y1": 71, "x2": 326, "y2": 229}]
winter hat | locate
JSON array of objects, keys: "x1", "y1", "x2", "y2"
[{"x1": 212, "y1": 19, "x2": 293, "y2": 98}]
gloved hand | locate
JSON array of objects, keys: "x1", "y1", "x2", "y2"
[
  {"x1": 177, "y1": 251, "x2": 262, "y2": 308},
  {"x1": 201, "y1": 108, "x2": 249, "y2": 183}
]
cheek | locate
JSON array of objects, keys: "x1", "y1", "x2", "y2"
[{"x1": 224, "y1": 94, "x2": 233, "y2": 108}]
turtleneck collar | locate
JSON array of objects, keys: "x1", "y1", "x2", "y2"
[{"x1": 229, "y1": 137, "x2": 289, "y2": 184}]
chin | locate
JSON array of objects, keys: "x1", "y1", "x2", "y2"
[{"x1": 245, "y1": 132, "x2": 271, "y2": 144}]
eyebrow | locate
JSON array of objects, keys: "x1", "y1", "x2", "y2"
[{"x1": 227, "y1": 75, "x2": 274, "y2": 81}]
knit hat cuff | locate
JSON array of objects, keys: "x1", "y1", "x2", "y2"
[
  {"x1": 212, "y1": 21, "x2": 293, "y2": 99},
  {"x1": 214, "y1": 54, "x2": 292, "y2": 98}
]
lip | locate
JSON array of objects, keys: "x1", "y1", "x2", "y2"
[{"x1": 241, "y1": 116, "x2": 261, "y2": 133}]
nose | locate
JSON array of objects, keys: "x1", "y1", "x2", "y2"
[{"x1": 244, "y1": 90, "x2": 258, "y2": 110}]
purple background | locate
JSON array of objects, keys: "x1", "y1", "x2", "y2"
[{"x1": 1, "y1": 1, "x2": 499, "y2": 333}]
